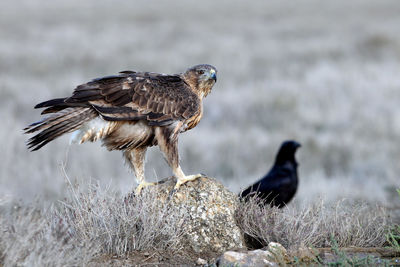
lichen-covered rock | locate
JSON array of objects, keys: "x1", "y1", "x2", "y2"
[{"x1": 149, "y1": 176, "x2": 245, "y2": 254}]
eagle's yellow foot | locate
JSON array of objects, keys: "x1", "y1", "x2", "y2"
[
  {"x1": 135, "y1": 181, "x2": 157, "y2": 195},
  {"x1": 168, "y1": 174, "x2": 203, "y2": 198},
  {"x1": 174, "y1": 173, "x2": 203, "y2": 190}
]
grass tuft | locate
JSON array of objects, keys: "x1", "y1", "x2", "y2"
[
  {"x1": 325, "y1": 235, "x2": 388, "y2": 266},
  {"x1": 0, "y1": 179, "x2": 190, "y2": 266},
  {"x1": 385, "y1": 189, "x2": 400, "y2": 251},
  {"x1": 0, "y1": 205, "x2": 99, "y2": 266},
  {"x1": 236, "y1": 196, "x2": 389, "y2": 251},
  {"x1": 56, "y1": 180, "x2": 188, "y2": 256}
]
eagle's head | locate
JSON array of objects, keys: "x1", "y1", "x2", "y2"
[{"x1": 183, "y1": 64, "x2": 217, "y2": 98}]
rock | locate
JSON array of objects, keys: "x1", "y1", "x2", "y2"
[
  {"x1": 217, "y1": 242, "x2": 288, "y2": 267},
  {"x1": 221, "y1": 251, "x2": 247, "y2": 262},
  {"x1": 148, "y1": 176, "x2": 245, "y2": 254},
  {"x1": 293, "y1": 246, "x2": 318, "y2": 263},
  {"x1": 267, "y1": 242, "x2": 289, "y2": 263},
  {"x1": 196, "y1": 257, "x2": 208, "y2": 265},
  {"x1": 217, "y1": 249, "x2": 278, "y2": 267}
]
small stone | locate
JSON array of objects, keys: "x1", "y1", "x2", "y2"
[
  {"x1": 196, "y1": 257, "x2": 207, "y2": 265},
  {"x1": 295, "y1": 246, "x2": 318, "y2": 262},
  {"x1": 268, "y1": 242, "x2": 287, "y2": 253},
  {"x1": 224, "y1": 251, "x2": 247, "y2": 262},
  {"x1": 218, "y1": 249, "x2": 279, "y2": 267},
  {"x1": 266, "y1": 242, "x2": 289, "y2": 263},
  {"x1": 263, "y1": 259, "x2": 279, "y2": 267}
]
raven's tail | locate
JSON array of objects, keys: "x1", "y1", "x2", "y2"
[{"x1": 24, "y1": 105, "x2": 97, "y2": 151}]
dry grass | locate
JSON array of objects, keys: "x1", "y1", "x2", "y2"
[
  {"x1": 385, "y1": 189, "x2": 400, "y2": 251},
  {"x1": 57, "y1": 181, "x2": 188, "y2": 255},
  {"x1": 0, "y1": 205, "x2": 99, "y2": 266},
  {"x1": 0, "y1": 178, "x2": 193, "y2": 266},
  {"x1": 236, "y1": 196, "x2": 390, "y2": 251},
  {"x1": 0, "y1": 180, "x2": 394, "y2": 266}
]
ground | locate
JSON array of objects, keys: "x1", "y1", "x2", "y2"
[{"x1": 0, "y1": 0, "x2": 400, "y2": 265}]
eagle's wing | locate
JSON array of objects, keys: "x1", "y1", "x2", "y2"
[{"x1": 63, "y1": 71, "x2": 200, "y2": 126}]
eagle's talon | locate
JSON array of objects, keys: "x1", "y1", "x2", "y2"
[
  {"x1": 173, "y1": 173, "x2": 203, "y2": 191},
  {"x1": 135, "y1": 181, "x2": 157, "y2": 195}
]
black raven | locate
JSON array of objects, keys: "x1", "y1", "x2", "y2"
[{"x1": 240, "y1": 140, "x2": 301, "y2": 208}]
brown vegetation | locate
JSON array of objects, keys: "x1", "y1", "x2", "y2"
[{"x1": 0, "y1": 181, "x2": 395, "y2": 266}]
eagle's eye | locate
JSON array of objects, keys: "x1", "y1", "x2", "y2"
[{"x1": 198, "y1": 70, "x2": 205, "y2": 75}]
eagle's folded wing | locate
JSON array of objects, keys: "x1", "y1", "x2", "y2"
[{"x1": 64, "y1": 72, "x2": 200, "y2": 126}]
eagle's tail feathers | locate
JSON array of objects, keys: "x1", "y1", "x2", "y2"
[
  {"x1": 41, "y1": 106, "x2": 69, "y2": 115},
  {"x1": 25, "y1": 107, "x2": 97, "y2": 151},
  {"x1": 34, "y1": 98, "x2": 67, "y2": 109},
  {"x1": 25, "y1": 108, "x2": 84, "y2": 133}
]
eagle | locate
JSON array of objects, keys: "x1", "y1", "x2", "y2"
[{"x1": 24, "y1": 64, "x2": 217, "y2": 194}]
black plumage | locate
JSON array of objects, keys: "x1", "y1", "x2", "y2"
[{"x1": 240, "y1": 140, "x2": 301, "y2": 208}]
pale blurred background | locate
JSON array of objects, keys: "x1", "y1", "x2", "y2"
[{"x1": 1, "y1": 0, "x2": 400, "y2": 206}]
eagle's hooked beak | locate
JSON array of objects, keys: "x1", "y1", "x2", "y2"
[{"x1": 210, "y1": 70, "x2": 217, "y2": 82}]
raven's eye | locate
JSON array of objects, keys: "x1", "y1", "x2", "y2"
[{"x1": 198, "y1": 70, "x2": 205, "y2": 75}]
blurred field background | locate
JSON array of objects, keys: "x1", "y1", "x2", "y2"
[{"x1": 1, "y1": 0, "x2": 400, "y2": 207}]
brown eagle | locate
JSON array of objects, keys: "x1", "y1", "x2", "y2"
[{"x1": 25, "y1": 64, "x2": 217, "y2": 194}]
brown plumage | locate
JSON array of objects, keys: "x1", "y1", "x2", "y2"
[{"x1": 24, "y1": 64, "x2": 217, "y2": 193}]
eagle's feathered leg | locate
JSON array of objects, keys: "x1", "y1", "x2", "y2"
[
  {"x1": 124, "y1": 147, "x2": 156, "y2": 195},
  {"x1": 155, "y1": 126, "x2": 202, "y2": 193}
]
